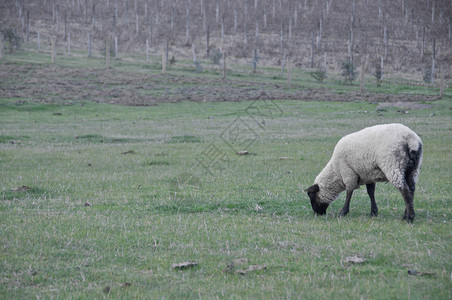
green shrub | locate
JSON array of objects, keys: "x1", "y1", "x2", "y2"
[
  {"x1": 423, "y1": 69, "x2": 432, "y2": 84},
  {"x1": 194, "y1": 61, "x2": 203, "y2": 73},
  {"x1": 341, "y1": 61, "x2": 358, "y2": 85},
  {"x1": 309, "y1": 68, "x2": 327, "y2": 83},
  {"x1": 169, "y1": 55, "x2": 176, "y2": 66},
  {"x1": 100, "y1": 41, "x2": 116, "y2": 57},
  {"x1": 210, "y1": 50, "x2": 222, "y2": 65},
  {"x1": 374, "y1": 64, "x2": 382, "y2": 87},
  {"x1": 2, "y1": 28, "x2": 21, "y2": 53}
]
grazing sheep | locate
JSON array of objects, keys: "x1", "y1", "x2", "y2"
[{"x1": 306, "y1": 123, "x2": 422, "y2": 222}]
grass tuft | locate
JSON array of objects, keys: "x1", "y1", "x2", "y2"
[
  {"x1": 167, "y1": 135, "x2": 202, "y2": 143},
  {"x1": 1, "y1": 186, "x2": 48, "y2": 201}
]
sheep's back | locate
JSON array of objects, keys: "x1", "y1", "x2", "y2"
[{"x1": 331, "y1": 123, "x2": 422, "y2": 186}]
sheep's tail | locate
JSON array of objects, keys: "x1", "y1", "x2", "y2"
[{"x1": 405, "y1": 140, "x2": 423, "y2": 192}]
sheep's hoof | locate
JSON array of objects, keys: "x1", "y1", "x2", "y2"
[
  {"x1": 402, "y1": 215, "x2": 415, "y2": 223},
  {"x1": 370, "y1": 210, "x2": 378, "y2": 217},
  {"x1": 339, "y1": 209, "x2": 349, "y2": 217}
]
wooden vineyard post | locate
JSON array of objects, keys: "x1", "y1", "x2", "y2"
[
  {"x1": 383, "y1": 25, "x2": 388, "y2": 60},
  {"x1": 26, "y1": 11, "x2": 30, "y2": 42},
  {"x1": 51, "y1": 37, "x2": 56, "y2": 64},
  {"x1": 67, "y1": 33, "x2": 71, "y2": 56},
  {"x1": 106, "y1": 36, "x2": 111, "y2": 69},
  {"x1": 206, "y1": 25, "x2": 210, "y2": 57},
  {"x1": 192, "y1": 43, "x2": 196, "y2": 64},
  {"x1": 310, "y1": 33, "x2": 314, "y2": 68},
  {"x1": 165, "y1": 39, "x2": 169, "y2": 68},
  {"x1": 380, "y1": 56, "x2": 384, "y2": 82},
  {"x1": 0, "y1": 32, "x2": 4, "y2": 59},
  {"x1": 162, "y1": 50, "x2": 166, "y2": 74},
  {"x1": 431, "y1": 39, "x2": 436, "y2": 83},
  {"x1": 360, "y1": 55, "x2": 369, "y2": 92},
  {"x1": 439, "y1": 66, "x2": 445, "y2": 98},
  {"x1": 223, "y1": 52, "x2": 226, "y2": 80},
  {"x1": 185, "y1": 0, "x2": 190, "y2": 45},
  {"x1": 38, "y1": 31, "x2": 41, "y2": 52},
  {"x1": 421, "y1": 27, "x2": 425, "y2": 58},
  {"x1": 146, "y1": 39, "x2": 150, "y2": 64},
  {"x1": 114, "y1": 36, "x2": 118, "y2": 58},
  {"x1": 287, "y1": 56, "x2": 292, "y2": 88},
  {"x1": 280, "y1": 49, "x2": 287, "y2": 75},
  {"x1": 88, "y1": 33, "x2": 92, "y2": 57},
  {"x1": 253, "y1": 49, "x2": 258, "y2": 74}
]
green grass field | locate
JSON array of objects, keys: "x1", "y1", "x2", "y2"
[{"x1": 1, "y1": 51, "x2": 452, "y2": 299}]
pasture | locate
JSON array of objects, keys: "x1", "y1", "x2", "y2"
[{"x1": 1, "y1": 52, "x2": 451, "y2": 299}]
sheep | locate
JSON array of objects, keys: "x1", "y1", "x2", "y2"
[{"x1": 305, "y1": 123, "x2": 423, "y2": 222}]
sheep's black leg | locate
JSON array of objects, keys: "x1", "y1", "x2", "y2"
[
  {"x1": 401, "y1": 155, "x2": 418, "y2": 223},
  {"x1": 366, "y1": 183, "x2": 378, "y2": 216},
  {"x1": 401, "y1": 186, "x2": 415, "y2": 223},
  {"x1": 340, "y1": 190, "x2": 353, "y2": 217}
]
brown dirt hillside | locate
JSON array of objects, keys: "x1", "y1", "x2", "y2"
[{"x1": 1, "y1": 0, "x2": 451, "y2": 79}]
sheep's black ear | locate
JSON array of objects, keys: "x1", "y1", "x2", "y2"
[{"x1": 305, "y1": 184, "x2": 319, "y2": 194}]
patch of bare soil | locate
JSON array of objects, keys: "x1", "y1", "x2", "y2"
[{"x1": 0, "y1": 63, "x2": 440, "y2": 106}]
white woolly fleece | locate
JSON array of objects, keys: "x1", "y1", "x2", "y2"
[{"x1": 314, "y1": 123, "x2": 423, "y2": 204}]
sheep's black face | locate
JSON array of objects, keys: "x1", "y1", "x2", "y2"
[
  {"x1": 306, "y1": 184, "x2": 329, "y2": 215},
  {"x1": 311, "y1": 199, "x2": 329, "y2": 215}
]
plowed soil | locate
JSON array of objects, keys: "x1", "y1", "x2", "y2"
[{"x1": 1, "y1": 63, "x2": 440, "y2": 106}]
